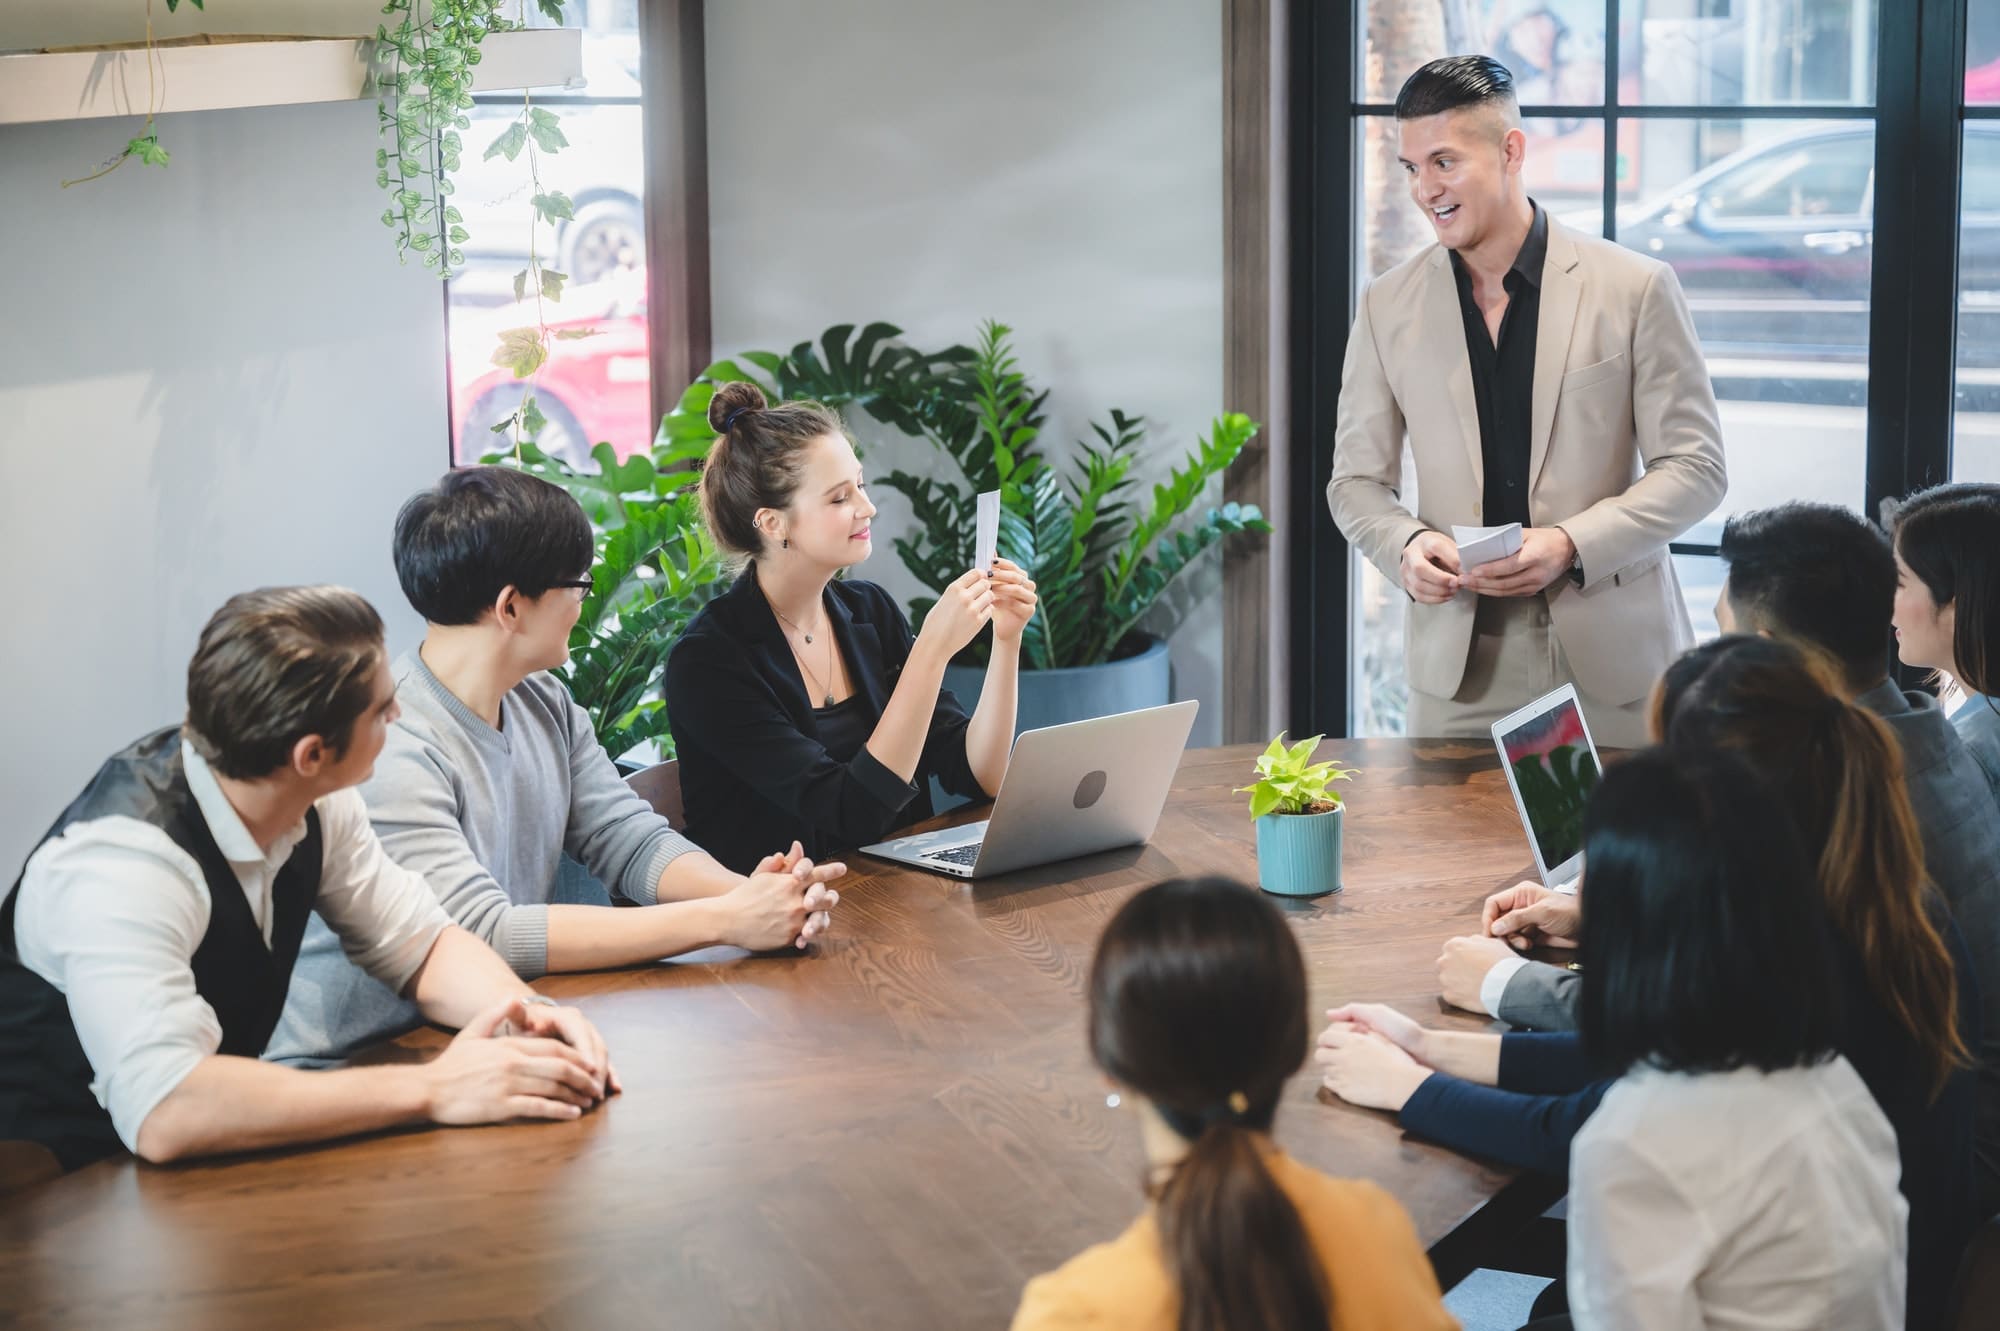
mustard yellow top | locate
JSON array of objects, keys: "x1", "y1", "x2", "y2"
[{"x1": 1010, "y1": 1151, "x2": 1460, "y2": 1331}]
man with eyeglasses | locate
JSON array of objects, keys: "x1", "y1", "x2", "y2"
[{"x1": 267, "y1": 466, "x2": 842, "y2": 1066}]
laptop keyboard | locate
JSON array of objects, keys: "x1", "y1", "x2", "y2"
[{"x1": 922, "y1": 843, "x2": 983, "y2": 868}]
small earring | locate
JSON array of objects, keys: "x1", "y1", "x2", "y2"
[
  {"x1": 1105, "y1": 1092, "x2": 1122, "y2": 1110},
  {"x1": 782, "y1": 537, "x2": 790, "y2": 549}
]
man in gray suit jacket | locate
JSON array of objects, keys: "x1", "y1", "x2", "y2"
[{"x1": 1439, "y1": 502, "x2": 2000, "y2": 1213}]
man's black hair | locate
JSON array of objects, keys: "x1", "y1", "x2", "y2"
[
  {"x1": 1394, "y1": 54, "x2": 1519, "y2": 121},
  {"x1": 393, "y1": 466, "x2": 594, "y2": 625},
  {"x1": 1718, "y1": 502, "x2": 1896, "y2": 684}
]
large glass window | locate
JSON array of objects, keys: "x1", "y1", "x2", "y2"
[
  {"x1": 445, "y1": 1, "x2": 650, "y2": 469},
  {"x1": 1347, "y1": 0, "x2": 1878, "y2": 735},
  {"x1": 1959, "y1": 0, "x2": 2000, "y2": 477}
]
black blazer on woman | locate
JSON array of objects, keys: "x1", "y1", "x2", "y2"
[{"x1": 664, "y1": 570, "x2": 988, "y2": 874}]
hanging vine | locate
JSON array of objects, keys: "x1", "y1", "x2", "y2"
[{"x1": 59, "y1": 0, "x2": 195, "y2": 187}]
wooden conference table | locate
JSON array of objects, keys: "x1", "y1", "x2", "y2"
[{"x1": 0, "y1": 740, "x2": 1561, "y2": 1330}]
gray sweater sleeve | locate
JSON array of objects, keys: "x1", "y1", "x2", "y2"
[
  {"x1": 1495, "y1": 959, "x2": 1583, "y2": 1030},
  {"x1": 547, "y1": 678, "x2": 701, "y2": 906},
  {"x1": 359, "y1": 724, "x2": 552, "y2": 979}
]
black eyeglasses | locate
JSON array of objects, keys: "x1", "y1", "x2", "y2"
[{"x1": 551, "y1": 577, "x2": 595, "y2": 594}]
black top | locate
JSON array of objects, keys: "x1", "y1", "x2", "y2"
[
  {"x1": 664, "y1": 571, "x2": 989, "y2": 874},
  {"x1": 812, "y1": 696, "x2": 874, "y2": 767},
  {"x1": 0, "y1": 728, "x2": 323, "y2": 1170},
  {"x1": 1450, "y1": 201, "x2": 1548, "y2": 532}
]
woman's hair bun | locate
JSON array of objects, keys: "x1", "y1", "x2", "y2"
[{"x1": 707, "y1": 380, "x2": 770, "y2": 434}]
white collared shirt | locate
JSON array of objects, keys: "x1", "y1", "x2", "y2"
[{"x1": 9, "y1": 744, "x2": 453, "y2": 1151}]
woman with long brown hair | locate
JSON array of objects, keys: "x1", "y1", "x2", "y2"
[
  {"x1": 1317, "y1": 636, "x2": 1978, "y2": 1329},
  {"x1": 1012, "y1": 876, "x2": 1456, "y2": 1331}
]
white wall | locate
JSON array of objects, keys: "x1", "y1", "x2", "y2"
[
  {"x1": 0, "y1": 100, "x2": 448, "y2": 877},
  {"x1": 704, "y1": 0, "x2": 1228, "y2": 745}
]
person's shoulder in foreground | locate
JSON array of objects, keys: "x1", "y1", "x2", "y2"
[{"x1": 1010, "y1": 1156, "x2": 1457, "y2": 1331}]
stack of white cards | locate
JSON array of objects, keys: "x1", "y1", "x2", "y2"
[
  {"x1": 1451, "y1": 521, "x2": 1523, "y2": 569},
  {"x1": 975, "y1": 490, "x2": 1000, "y2": 574}
]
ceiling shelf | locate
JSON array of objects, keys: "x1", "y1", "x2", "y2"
[{"x1": 0, "y1": 27, "x2": 583, "y2": 127}]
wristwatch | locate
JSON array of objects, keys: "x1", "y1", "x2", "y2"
[
  {"x1": 1567, "y1": 542, "x2": 1584, "y2": 587},
  {"x1": 520, "y1": 994, "x2": 560, "y2": 1009}
]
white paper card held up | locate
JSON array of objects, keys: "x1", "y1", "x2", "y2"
[
  {"x1": 1451, "y1": 521, "x2": 1524, "y2": 570},
  {"x1": 975, "y1": 491, "x2": 1001, "y2": 574}
]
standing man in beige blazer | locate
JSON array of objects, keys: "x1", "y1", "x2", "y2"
[{"x1": 1328, "y1": 56, "x2": 1727, "y2": 747}]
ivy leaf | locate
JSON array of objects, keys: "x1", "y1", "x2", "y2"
[
  {"x1": 536, "y1": 0, "x2": 566, "y2": 21},
  {"x1": 449, "y1": 225, "x2": 471, "y2": 244},
  {"x1": 127, "y1": 134, "x2": 170, "y2": 167},
  {"x1": 526, "y1": 107, "x2": 569, "y2": 154},
  {"x1": 520, "y1": 394, "x2": 549, "y2": 439},
  {"x1": 539, "y1": 267, "x2": 568, "y2": 301},
  {"x1": 513, "y1": 268, "x2": 530, "y2": 303},
  {"x1": 492, "y1": 327, "x2": 548, "y2": 379},
  {"x1": 531, "y1": 190, "x2": 575, "y2": 225},
  {"x1": 484, "y1": 121, "x2": 529, "y2": 162},
  {"x1": 554, "y1": 327, "x2": 603, "y2": 341}
]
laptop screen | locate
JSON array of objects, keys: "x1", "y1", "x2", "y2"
[{"x1": 1496, "y1": 694, "x2": 1602, "y2": 872}]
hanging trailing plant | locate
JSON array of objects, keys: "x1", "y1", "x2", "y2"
[
  {"x1": 60, "y1": 0, "x2": 194, "y2": 187},
  {"x1": 370, "y1": 0, "x2": 528, "y2": 274}
]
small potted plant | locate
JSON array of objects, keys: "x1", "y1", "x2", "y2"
[{"x1": 1236, "y1": 733, "x2": 1356, "y2": 898}]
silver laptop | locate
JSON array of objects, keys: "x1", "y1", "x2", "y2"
[
  {"x1": 1490, "y1": 684, "x2": 1604, "y2": 894},
  {"x1": 861, "y1": 700, "x2": 1199, "y2": 879}
]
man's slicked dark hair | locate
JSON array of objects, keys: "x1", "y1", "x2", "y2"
[
  {"x1": 1394, "y1": 54, "x2": 1519, "y2": 121},
  {"x1": 1579, "y1": 747, "x2": 1842, "y2": 1079},
  {"x1": 1718, "y1": 502, "x2": 1897, "y2": 682},
  {"x1": 394, "y1": 466, "x2": 594, "y2": 625}
]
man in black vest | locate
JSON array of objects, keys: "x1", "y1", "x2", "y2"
[{"x1": 1, "y1": 586, "x2": 617, "y2": 1172}]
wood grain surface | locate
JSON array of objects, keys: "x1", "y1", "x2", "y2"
[{"x1": 0, "y1": 740, "x2": 1554, "y2": 1331}]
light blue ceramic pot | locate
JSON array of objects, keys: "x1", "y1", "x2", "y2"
[{"x1": 1253, "y1": 806, "x2": 1343, "y2": 898}]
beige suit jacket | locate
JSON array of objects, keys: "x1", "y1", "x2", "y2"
[{"x1": 1327, "y1": 217, "x2": 1728, "y2": 705}]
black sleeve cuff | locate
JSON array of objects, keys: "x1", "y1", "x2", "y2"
[{"x1": 847, "y1": 743, "x2": 921, "y2": 817}]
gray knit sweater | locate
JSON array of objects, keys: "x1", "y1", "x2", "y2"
[{"x1": 266, "y1": 651, "x2": 698, "y2": 1063}]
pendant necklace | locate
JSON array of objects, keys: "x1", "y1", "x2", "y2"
[{"x1": 773, "y1": 603, "x2": 836, "y2": 707}]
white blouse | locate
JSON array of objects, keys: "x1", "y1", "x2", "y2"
[{"x1": 1568, "y1": 1056, "x2": 1906, "y2": 1331}]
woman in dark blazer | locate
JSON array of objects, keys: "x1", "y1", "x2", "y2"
[{"x1": 665, "y1": 382, "x2": 1038, "y2": 874}]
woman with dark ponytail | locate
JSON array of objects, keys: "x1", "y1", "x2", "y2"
[
  {"x1": 1888, "y1": 481, "x2": 2000, "y2": 810},
  {"x1": 1012, "y1": 876, "x2": 1455, "y2": 1331},
  {"x1": 665, "y1": 382, "x2": 1038, "y2": 873}
]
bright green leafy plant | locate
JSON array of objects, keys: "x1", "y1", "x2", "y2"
[{"x1": 1236, "y1": 733, "x2": 1357, "y2": 820}]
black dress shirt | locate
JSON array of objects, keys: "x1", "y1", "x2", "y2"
[
  {"x1": 1450, "y1": 202, "x2": 1548, "y2": 531},
  {"x1": 662, "y1": 570, "x2": 988, "y2": 874}
]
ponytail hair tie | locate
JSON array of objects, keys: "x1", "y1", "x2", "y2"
[{"x1": 721, "y1": 405, "x2": 756, "y2": 433}]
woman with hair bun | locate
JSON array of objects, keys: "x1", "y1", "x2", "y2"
[
  {"x1": 1012, "y1": 876, "x2": 1457, "y2": 1331},
  {"x1": 665, "y1": 382, "x2": 1038, "y2": 873}
]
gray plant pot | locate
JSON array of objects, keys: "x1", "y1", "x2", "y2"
[
  {"x1": 942, "y1": 633, "x2": 1172, "y2": 736},
  {"x1": 932, "y1": 633, "x2": 1173, "y2": 810},
  {"x1": 1253, "y1": 806, "x2": 1344, "y2": 898}
]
